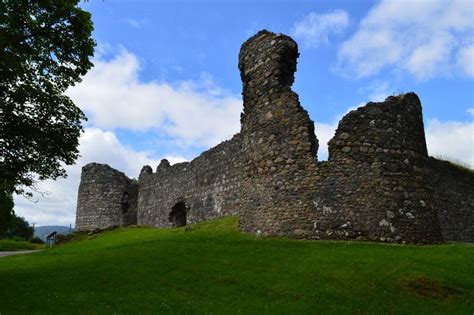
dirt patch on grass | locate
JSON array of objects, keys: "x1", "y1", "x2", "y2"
[{"x1": 405, "y1": 277, "x2": 463, "y2": 300}]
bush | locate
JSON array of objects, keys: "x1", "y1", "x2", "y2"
[
  {"x1": 29, "y1": 237, "x2": 44, "y2": 244},
  {"x1": 56, "y1": 233, "x2": 75, "y2": 244},
  {"x1": 11, "y1": 236, "x2": 24, "y2": 242}
]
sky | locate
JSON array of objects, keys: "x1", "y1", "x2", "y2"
[{"x1": 14, "y1": 0, "x2": 474, "y2": 227}]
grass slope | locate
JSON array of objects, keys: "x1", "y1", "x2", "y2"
[
  {"x1": 0, "y1": 239, "x2": 44, "y2": 251},
  {"x1": 0, "y1": 217, "x2": 472, "y2": 314}
]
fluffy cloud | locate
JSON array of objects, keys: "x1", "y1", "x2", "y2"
[
  {"x1": 358, "y1": 80, "x2": 393, "y2": 103},
  {"x1": 292, "y1": 10, "x2": 349, "y2": 48},
  {"x1": 67, "y1": 49, "x2": 242, "y2": 148},
  {"x1": 314, "y1": 122, "x2": 336, "y2": 160},
  {"x1": 14, "y1": 128, "x2": 186, "y2": 227},
  {"x1": 426, "y1": 119, "x2": 474, "y2": 167},
  {"x1": 337, "y1": 0, "x2": 474, "y2": 80},
  {"x1": 120, "y1": 18, "x2": 145, "y2": 29},
  {"x1": 457, "y1": 44, "x2": 474, "y2": 77}
]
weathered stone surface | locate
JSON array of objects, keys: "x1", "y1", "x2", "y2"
[
  {"x1": 137, "y1": 135, "x2": 243, "y2": 227},
  {"x1": 75, "y1": 30, "x2": 473, "y2": 244},
  {"x1": 75, "y1": 163, "x2": 138, "y2": 231},
  {"x1": 316, "y1": 93, "x2": 444, "y2": 244},
  {"x1": 428, "y1": 158, "x2": 474, "y2": 242}
]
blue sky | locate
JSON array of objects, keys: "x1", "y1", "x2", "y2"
[{"x1": 15, "y1": 0, "x2": 474, "y2": 226}]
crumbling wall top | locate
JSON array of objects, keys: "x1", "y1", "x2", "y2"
[
  {"x1": 81, "y1": 163, "x2": 131, "y2": 182},
  {"x1": 328, "y1": 93, "x2": 428, "y2": 162},
  {"x1": 238, "y1": 30, "x2": 298, "y2": 101},
  {"x1": 156, "y1": 159, "x2": 171, "y2": 172},
  {"x1": 140, "y1": 165, "x2": 153, "y2": 177}
]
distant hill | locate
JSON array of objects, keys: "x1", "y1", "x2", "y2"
[{"x1": 34, "y1": 226, "x2": 73, "y2": 241}]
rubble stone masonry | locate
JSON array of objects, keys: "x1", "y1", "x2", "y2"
[{"x1": 75, "y1": 30, "x2": 473, "y2": 244}]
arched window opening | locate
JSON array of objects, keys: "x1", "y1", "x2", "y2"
[{"x1": 169, "y1": 201, "x2": 187, "y2": 227}]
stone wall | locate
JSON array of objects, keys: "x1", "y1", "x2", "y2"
[
  {"x1": 236, "y1": 31, "x2": 445, "y2": 244},
  {"x1": 75, "y1": 30, "x2": 473, "y2": 244},
  {"x1": 313, "y1": 94, "x2": 443, "y2": 243},
  {"x1": 75, "y1": 163, "x2": 138, "y2": 231},
  {"x1": 238, "y1": 31, "x2": 320, "y2": 237},
  {"x1": 137, "y1": 134, "x2": 243, "y2": 227},
  {"x1": 429, "y1": 158, "x2": 474, "y2": 242}
]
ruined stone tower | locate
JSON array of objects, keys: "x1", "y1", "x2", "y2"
[
  {"x1": 75, "y1": 30, "x2": 474, "y2": 244},
  {"x1": 76, "y1": 163, "x2": 138, "y2": 231},
  {"x1": 238, "y1": 31, "x2": 321, "y2": 237}
]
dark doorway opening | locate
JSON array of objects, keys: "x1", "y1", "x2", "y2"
[
  {"x1": 121, "y1": 192, "x2": 129, "y2": 213},
  {"x1": 169, "y1": 201, "x2": 187, "y2": 227}
]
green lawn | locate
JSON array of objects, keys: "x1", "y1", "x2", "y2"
[
  {"x1": 0, "y1": 239, "x2": 44, "y2": 251},
  {"x1": 0, "y1": 216, "x2": 472, "y2": 314}
]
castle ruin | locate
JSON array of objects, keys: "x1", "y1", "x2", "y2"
[{"x1": 76, "y1": 30, "x2": 474, "y2": 244}]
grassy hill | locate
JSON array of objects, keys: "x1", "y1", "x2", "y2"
[
  {"x1": 0, "y1": 216, "x2": 472, "y2": 314},
  {"x1": 0, "y1": 239, "x2": 44, "y2": 251}
]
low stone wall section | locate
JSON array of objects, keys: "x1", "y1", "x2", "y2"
[
  {"x1": 429, "y1": 158, "x2": 474, "y2": 242},
  {"x1": 137, "y1": 134, "x2": 244, "y2": 227}
]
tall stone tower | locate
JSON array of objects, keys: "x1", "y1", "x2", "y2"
[{"x1": 238, "y1": 30, "x2": 320, "y2": 236}]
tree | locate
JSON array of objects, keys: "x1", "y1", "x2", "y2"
[
  {"x1": 0, "y1": 189, "x2": 14, "y2": 235},
  {"x1": 4, "y1": 214, "x2": 34, "y2": 240},
  {"x1": 0, "y1": 0, "x2": 95, "y2": 200}
]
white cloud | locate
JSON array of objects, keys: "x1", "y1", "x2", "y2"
[
  {"x1": 467, "y1": 108, "x2": 474, "y2": 116},
  {"x1": 67, "y1": 49, "x2": 242, "y2": 148},
  {"x1": 120, "y1": 18, "x2": 145, "y2": 29},
  {"x1": 426, "y1": 119, "x2": 474, "y2": 167},
  {"x1": 14, "y1": 128, "x2": 187, "y2": 227},
  {"x1": 358, "y1": 80, "x2": 394, "y2": 103},
  {"x1": 337, "y1": 0, "x2": 474, "y2": 80},
  {"x1": 314, "y1": 122, "x2": 337, "y2": 160},
  {"x1": 292, "y1": 10, "x2": 349, "y2": 48},
  {"x1": 457, "y1": 44, "x2": 474, "y2": 76}
]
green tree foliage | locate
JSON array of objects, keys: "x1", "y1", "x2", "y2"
[
  {"x1": 0, "y1": 0, "x2": 95, "y2": 227},
  {"x1": 0, "y1": 0, "x2": 95, "y2": 195},
  {"x1": 0, "y1": 189, "x2": 14, "y2": 235},
  {"x1": 4, "y1": 214, "x2": 34, "y2": 240}
]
